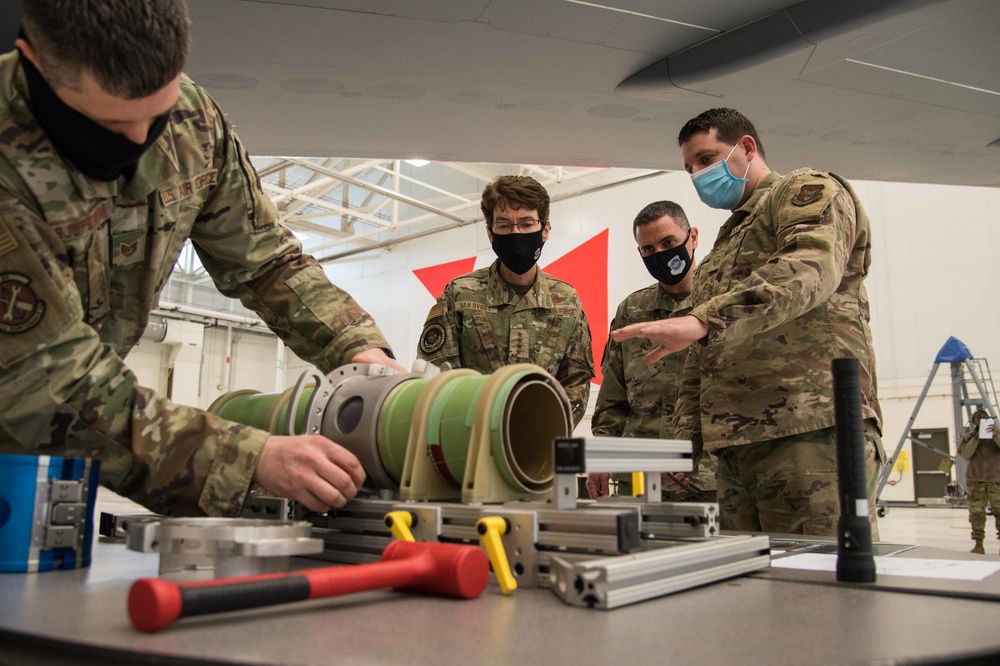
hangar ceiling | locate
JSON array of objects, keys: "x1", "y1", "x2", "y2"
[
  {"x1": 2, "y1": 0, "x2": 999, "y2": 269},
  {"x1": 172, "y1": 0, "x2": 999, "y2": 187}
]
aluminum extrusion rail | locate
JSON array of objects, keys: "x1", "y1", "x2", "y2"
[{"x1": 548, "y1": 535, "x2": 771, "y2": 609}]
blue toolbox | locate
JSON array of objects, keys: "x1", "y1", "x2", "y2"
[{"x1": 0, "y1": 454, "x2": 100, "y2": 573}]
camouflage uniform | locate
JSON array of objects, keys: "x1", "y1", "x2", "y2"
[
  {"x1": 592, "y1": 283, "x2": 716, "y2": 500},
  {"x1": 0, "y1": 52, "x2": 390, "y2": 517},
  {"x1": 958, "y1": 426, "x2": 1000, "y2": 542},
  {"x1": 674, "y1": 169, "x2": 884, "y2": 536},
  {"x1": 416, "y1": 260, "x2": 594, "y2": 426}
]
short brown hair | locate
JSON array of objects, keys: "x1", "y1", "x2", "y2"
[
  {"x1": 633, "y1": 201, "x2": 689, "y2": 237},
  {"x1": 22, "y1": 0, "x2": 191, "y2": 98},
  {"x1": 481, "y1": 176, "x2": 550, "y2": 229},
  {"x1": 677, "y1": 107, "x2": 766, "y2": 160}
]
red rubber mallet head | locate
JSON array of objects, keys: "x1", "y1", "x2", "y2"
[
  {"x1": 379, "y1": 540, "x2": 490, "y2": 599},
  {"x1": 129, "y1": 541, "x2": 490, "y2": 632}
]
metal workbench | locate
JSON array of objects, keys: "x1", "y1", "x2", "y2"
[{"x1": 3, "y1": 526, "x2": 1000, "y2": 666}]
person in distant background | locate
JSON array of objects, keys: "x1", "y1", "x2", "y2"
[
  {"x1": 958, "y1": 408, "x2": 1000, "y2": 554},
  {"x1": 0, "y1": 0, "x2": 404, "y2": 518},
  {"x1": 587, "y1": 200, "x2": 716, "y2": 502},
  {"x1": 416, "y1": 175, "x2": 594, "y2": 426}
]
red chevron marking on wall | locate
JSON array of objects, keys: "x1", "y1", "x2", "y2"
[
  {"x1": 413, "y1": 231, "x2": 609, "y2": 385},
  {"x1": 413, "y1": 257, "x2": 476, "y2": 299},
  {"x1": 543, "y1": 229, "x2": 608, "y2": 385}
]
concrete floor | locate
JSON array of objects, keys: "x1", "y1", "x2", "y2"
[{"x1": 877, "y1": 504, "x2": 1000, "y2": 556}]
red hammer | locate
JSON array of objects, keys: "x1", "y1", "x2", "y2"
[{"x1": 128, "y1": 540, "x2": 489, "y2": 632}]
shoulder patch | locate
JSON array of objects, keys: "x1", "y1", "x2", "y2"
[
  {"x1": 791, "y1": 184, "x2": 824, "y2": 206},
  {"x1": 0, "y1": 221, "x2": 17, "y2": 257},
  {"x1": 0, "y1": 273, "x2": 45, "y2": 334},
  {"x1": 419, "y1": 323, "x2": 447, "y2": 355},
  {"x1": 425, "y1": 302, "x2": 444, "y2": 322}
]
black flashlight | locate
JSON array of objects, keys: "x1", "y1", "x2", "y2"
[{"x1": 832, "y1": 357, "x2": 876, "y2": 583}]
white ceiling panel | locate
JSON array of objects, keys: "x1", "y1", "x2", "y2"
[{"x1": 2, "y1": 0, "x2": 998, "y2": 187}]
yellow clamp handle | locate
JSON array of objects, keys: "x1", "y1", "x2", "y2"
[
  {"x1": 476, "y1": 516, "x2": 517, "y2": 595},
  {"x1": 384, "y1": 511, "x2": 416, "y2": 542},
  {"x1": 632, "y1": 472, "x2": 645, "y2": 497}
]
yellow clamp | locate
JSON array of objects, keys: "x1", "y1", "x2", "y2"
[
  {"x1": 384, "y1": 511, "x2": 416, "y2": 542},
  {"x1": 476, "y1": 516, "x2": 517, "y2": 595},
  {"x1": 632, "y1": 472, "x2": 645, "y2": 497}
]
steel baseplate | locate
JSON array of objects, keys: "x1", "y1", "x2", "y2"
[
  {"x1": 548, "y1": 535, "x2": 771, "y2": 609},
  {"x1": 125, "y1": 517, "x2": 323, "y2": 581}
]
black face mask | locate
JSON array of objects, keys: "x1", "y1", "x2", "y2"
[
  {"x1": 491, "y1": 229, "x2": 544, "y2": 275},
  {"x1": 18, "y1": 50, "x2": 170, "y2": 182},
  {"x1": 642, "y1": 230, "x2": 692, "y2": 286}
]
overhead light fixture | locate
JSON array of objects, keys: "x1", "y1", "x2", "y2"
[{"x1": 406, "y1": 159, "x2": 430, "y2": 167}]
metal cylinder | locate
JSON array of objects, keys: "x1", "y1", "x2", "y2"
[
  {"x1": 210, "y1": 363, "x2": 572, "y2": 496},
  {"x1": 140, "y1": 316, "x2": 168, "y2": 343},
  {"x1": 207, "y1": 387, "x2": 313, "y2": 436}
]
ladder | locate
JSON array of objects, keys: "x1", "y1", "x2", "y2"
[{"x1": 876, "y1": 337, "x2": 998, "y2": 514}]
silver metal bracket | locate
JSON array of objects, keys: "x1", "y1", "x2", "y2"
[
  {"x1": 549, "y1": 535, "x2": 771, "y2": 609},
  {"x1": 552, "y1": 436, "x2": 693, "y2": 509}
]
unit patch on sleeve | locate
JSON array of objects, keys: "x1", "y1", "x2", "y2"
[
  {"x1": 791, "y1": 184, "x2": 824, "y2": 206},
  {"x1": 419, "y1": 323, "x2": 447, "y2": 355},
  {"x1": 0, "y1": 273, "x2": 45, "y2": 334}
]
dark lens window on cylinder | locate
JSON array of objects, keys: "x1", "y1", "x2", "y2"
[{"x1": 337, "y1": 396, "x2": 365, "y2": 433}]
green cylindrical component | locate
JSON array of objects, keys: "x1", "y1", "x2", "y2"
[
  {"x1": 273, "y1": 387, "x2": 313, "y2": 436},
  {"x1": 208, "y1": 387, "x2": 313, "y2": 435},
  {"x1": 488, "y1": 373, "x2": 564, "y2": 492},
  {"x1": 426, "y1": 375, "x2": 490, "y2": 487},
  {"x1": 215, "y1": 363, "x2": 571, "y2": 498},
  {"x1": 208, "y1": 389, "x2": 269, "y2": 431},
  {"x1": 378, "y1": 378, "x2": 428, "y2": 482}
]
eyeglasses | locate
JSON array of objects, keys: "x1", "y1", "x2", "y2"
[{"x1": 492, "y1": 218, "x2": 542, "y2": 235}]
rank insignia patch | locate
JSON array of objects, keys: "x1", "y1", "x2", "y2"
[
  {"x1": 419, "y1": 323, "x2": 447, "y2": 355},
  {"x1": 0, "y1": 273, "x2": 45, "y2": 334},
  {"x1": 792, "y1": 184, "x2": 824, "y2": 206}
]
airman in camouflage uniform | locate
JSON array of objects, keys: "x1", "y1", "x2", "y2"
[
  {"x1": 958, "y1": 409, "x2": 1000, "y2": 554},
  {"x1": 613, "y1": 109, "x2": 883, "y2": 537},
  {"x1": 0, "y1": 1, "x2": 395, "y2": 517},
  {"x1": 416, "y1": 176, "x2": 594, "y2": 426},
  {"x1": 590, "y1": 201, "x2": 716, "y2": 501}
]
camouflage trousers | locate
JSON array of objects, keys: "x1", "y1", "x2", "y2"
[
  {"x1": 715, "y1": 420, "x2": 883, "y2": 538},
  {"x1": 966, "y1": 480, "x2": 1000, "y2": 541}
]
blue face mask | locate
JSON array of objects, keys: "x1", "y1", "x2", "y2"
[{"x1": 691, "y1": 143, "x2": 750, "y2": 210}]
